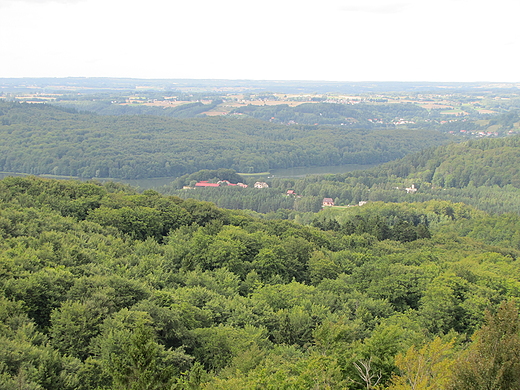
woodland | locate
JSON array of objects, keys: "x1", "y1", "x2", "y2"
[
  {"x1": 49, "y1": 93, "x2": 520, "y2": 133},
  {"x1": 0, "y1": 101, "x2": 451, "y2": 179},
  {"x1": 231, "y1": 102, "x2": 433, "y2": 127},
  {"x1": 2, "y1": 176, "x2": 520, "y2": 389}
]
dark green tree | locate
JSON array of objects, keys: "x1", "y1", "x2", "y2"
[{"x1": 449, "y1": 300, "x2": 520, "y2": 390}]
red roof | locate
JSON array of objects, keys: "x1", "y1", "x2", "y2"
[
  {"x1": 195, "y1": 180, "x2": 243, "y2": 187},
  {"x1": 195, "y1": 181, "x2": 220, "y2": 187}
]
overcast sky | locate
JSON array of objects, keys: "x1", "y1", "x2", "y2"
[{"x1": 1, "y1": 0, "x2": 518, "y2": 82}]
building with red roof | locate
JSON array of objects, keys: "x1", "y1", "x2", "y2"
[{"x1": 195, "y1": 181, "x2": 220, "y2": 187}]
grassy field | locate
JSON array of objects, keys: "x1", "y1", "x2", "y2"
[{"x1": 237, "y1": 172, "x2": 271, "y2": 177}]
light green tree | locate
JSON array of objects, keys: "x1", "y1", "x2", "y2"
[{"x1": 388, "y1": 337, "x2": 456, "y2": 390}]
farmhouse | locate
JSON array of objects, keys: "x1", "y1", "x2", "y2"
[
  {"x1": 195, "y1": 181, "x2": 220, "y2": 187},
  {"x1": 322, "y1": 198, "x2": 335, "y2": 207},
  {"x1": 405, "y1": 184, "x2": 418, "y2": 194},
  {"x1": 254, "y1": 182, "x2": 269, "y2": 189},
  {"x1": 195, "y1": 180, "x2": 248, "y2": 188}
]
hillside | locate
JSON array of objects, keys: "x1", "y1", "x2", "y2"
[
  {"x1": 0, "y1": 101, "x2": 453, "y2": 179},
  {"x1": 369, "y1": 136, "x2": 520, "y2": 188},
  {"x1": 230, "y1": 102, "x2": 429, "y2": 127},
  {"x1": 319, "y1": 135, "x2": 520, "y2": 212},
  {"x1": 1, "y1": 176, "x2": 520, "y2": 389},
  {"x1": 161, "y1": 135, "x2": 520, "y2": 215}
]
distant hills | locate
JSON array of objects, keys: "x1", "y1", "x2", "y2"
[
  {"x1": 0, "y1": 101, "x2": 452, "y2": 179},
  {"x1": 1, "y1": 77, "x2": 519, "y2": 94}
]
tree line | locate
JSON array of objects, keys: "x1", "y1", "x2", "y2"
[{"x1": 231, "y1": 102, "x2": 431, "y2": 127}]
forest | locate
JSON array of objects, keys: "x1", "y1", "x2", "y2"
[
  {"x1": 1, "y1": 176, "x2": 520, "y2": 389},
  {"x1": 0, "y1": 101, "x2": 452, "y2": 179},
  {"x1": 2, "y1": 82, "x2": 520, "y2": 389},
  {"x1": 44, "y1": 96, "x2": 520, "y2": 134},
  {"x1": 54, "y1": 99, "x2": 223, "y2": 118}
]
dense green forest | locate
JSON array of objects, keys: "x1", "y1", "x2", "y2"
[
  {"x1": 0, "y1": 101, "x2": 452, "y2": 179},
  {"x1": 162, "y1": 135, "x2": 520, "y2": 215},
  {"x1": 1, "y1": 176, "x2": 520, "y2": 389},
  {"x1": 54, "y1": 98, "x2": 222, "y2": 118}
]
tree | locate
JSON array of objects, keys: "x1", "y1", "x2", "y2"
[
  {"x1": 108, "y1": 322, "x2": 169, "y2": 390},
  {"x1": 448, "y1": 300, "x2": 520, "y2": 390},
  {"x1": 353, "y1": 358, "x2": 382, "y2": 390},
  {"x1": 418, "y1": 274, "x2": 468, "y2": 334},
  {"x1": 388, "y1": 337, "x2": 455, "y2": 390},
  {"x1": 95, "y1": 310, "x2": 191, "y2": 390},
  {"x1": 50, "y1": 300, "x2": 105, "y2": 361}
]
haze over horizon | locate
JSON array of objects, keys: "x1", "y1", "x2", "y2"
[{"x1": 1, "y1": 0, "x2": 519, "y2": 83}]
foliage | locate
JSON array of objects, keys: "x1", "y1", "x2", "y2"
[
  {"x1": 0, "y1": 177, "x2": 520, "y2": 388},
  {"x1": 0, "y1": 101, "x2": 451, "y2": 179},
  {"x1": 388, "y1": 337, "x2": 456, "y2": 390},
  {"x1": 448, "y1": 300, "x2": 520, "y2": 390}
]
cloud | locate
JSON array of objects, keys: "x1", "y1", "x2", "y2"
[
  {"x1": 1, "y1": 0, "x2": 86, "y2": 4},
  {"x1": 338, "y1": 0, "x2": 413, "y2": 14}
]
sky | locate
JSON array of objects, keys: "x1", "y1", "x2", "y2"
[{"x1": 0, "y1": 0, "x2": 519, "y2": 82}]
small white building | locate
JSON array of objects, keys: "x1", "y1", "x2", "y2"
[
  {"x1": 405, "y1": 184, "x2": 418, "y2": 194},
  {"x1": 254, "y1": 182, "x2": 269, "y2": 189}
]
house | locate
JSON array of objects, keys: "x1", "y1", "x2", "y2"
[
  {"x1": 195, "y1": 181, "x2": 220, "y2": 187},
  {"x1": 358, "y1": 201, "x2": 367, "y2": 206},
  {"x1": 322, "y1": 198, "x2": 335, "y2": 207},
  {"x1": 254, "y1": 182, "x2": 269, "y2": 189},
  {"x1": 286, "y1": 189, "x2": 296, "y2": 196},
  {"x1": 405, "y1": 184, "x2": 418, "y2": 194},
  {"x1": 195, "y1": 180, "x2": 248, "y2": 188}
]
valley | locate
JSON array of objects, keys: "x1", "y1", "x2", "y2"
[{"x1": 1, "y1": 78, "x2": 520, "y2": 389}]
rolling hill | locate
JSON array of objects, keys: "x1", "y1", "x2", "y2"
[{"x1": 0, "y1": 101, "x2": 452, "y2": 179}]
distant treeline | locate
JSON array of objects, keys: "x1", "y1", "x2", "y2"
[
  {"x1": 55, "y1": 100, "x2": 221, "y2": 117},
  {"x1": 232, "y1": 103, "x2": 520, "y2": 134},
  {"x1": 0, "y1": 101, "x2": 452, "y2": 179},
  {"x1": 231, "y1": 102, "x2": 430, "y2": 127}
]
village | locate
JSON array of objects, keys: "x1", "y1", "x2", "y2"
[{"x1": 184, "y1": 179, "x2": 420, "y2": 208}]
